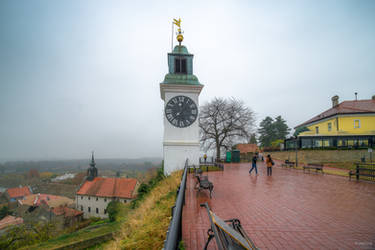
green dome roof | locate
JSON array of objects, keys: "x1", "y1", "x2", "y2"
[{"x1": 172, "y1": 45, "x2": 189, "y2": 54}]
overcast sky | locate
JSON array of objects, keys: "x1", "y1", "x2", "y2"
[{"x1": 0, "y1": 0, "x2": 374, "y2": 161}]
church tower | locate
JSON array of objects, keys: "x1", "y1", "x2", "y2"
[
  {"x1": 160, "y1": 19, "x2": 204, "y2": 175},
  {"x1": 87, "y1": 152, "x2": 98, "y2": 181}
]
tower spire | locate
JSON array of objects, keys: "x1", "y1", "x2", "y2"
[
  {"x1": 87, "y1": 151, "x2": 98, "y2": 181},
  {"x1": 90, "y1": 151, "x2": 96, "y2": 167}
]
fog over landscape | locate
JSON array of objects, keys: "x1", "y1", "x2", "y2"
[{"x1": 1, "y1": 0, "x2": 374, "y2": 161}]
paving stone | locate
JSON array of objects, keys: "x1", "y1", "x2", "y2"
[{"x1": 182, "y1": 162, "x2": 375, "y2": 249}]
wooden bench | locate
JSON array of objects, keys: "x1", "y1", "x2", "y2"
[
  {"x1": 281, "y1": 160, "x2": 295, "y2": 168},
  {"x1": 200, "y1": 202, "x2": 257, "y2": 250},
  {"x1": 303, "y1": 163, "x2": 324, "y2": 174},
  {"x1": 194, "y1": 172, "x2": 213, "y2": 198},
  {"x1": 349, "y1": 164, "x2": 375, "y2": 181}
]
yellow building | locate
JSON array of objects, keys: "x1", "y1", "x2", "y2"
[{"x1": 288, "y1": 95, "x2": 375, "y2": 149}]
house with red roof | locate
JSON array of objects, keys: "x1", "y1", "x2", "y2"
[
  {"x1": 16, "y1": 193, "x2": 82, "y2": 228},
  {"x1": 4, "y1": 186, "x2": 32, "y2": 202},
  {"x1": 0, "y1": 215, "x2": 23, "y2": 231},
  {"x1": 287, "y1": 95, "x2": 375, "y2": 149},
  {"x1": 236, "y1": 144, "x2": 259, "y2": 154},
  {"x1": 76, "y1": 153, "x2": 139, "y2": 218},
  {"x1": 76, "y1": 177, "x2": 138, "y2": 218}
]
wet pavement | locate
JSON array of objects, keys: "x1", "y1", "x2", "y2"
[{"x1": 182, "y1": 162, "x2": 375, "y2": 250}]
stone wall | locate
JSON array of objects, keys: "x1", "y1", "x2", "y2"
[{"x1": 265, "y1": 149, "x2": 372, "y2": 165}]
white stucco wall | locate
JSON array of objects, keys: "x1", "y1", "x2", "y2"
[
  {"x1": 160, "y1": 84, "x2": 203, "y2": 175},
  {"x1": 75, "y1": 195, "x2": 132, "y2": 219},
  {"x1": 163, "y1": 144, "x2": 200, "y2": 174}
]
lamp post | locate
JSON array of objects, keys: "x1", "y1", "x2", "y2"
[{"x1": 295, "y1": 137, "x2": 298, "y2": 167}]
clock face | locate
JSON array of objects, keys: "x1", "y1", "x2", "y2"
[{"x1": 165, "y1": 95, "x2": 198, "y2": 128}]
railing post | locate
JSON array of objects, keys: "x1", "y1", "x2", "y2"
[{"x1": 356, "y1": 164, "x2": 359, "y2": 181}]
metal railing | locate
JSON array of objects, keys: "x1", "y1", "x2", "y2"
[
  {"x1": 198, "y1": 157, "x2": 224, "y2": 172},
  {"x1": 351, "y1": 163, "x2": 375, "y2": 182},
  {"x1": 163, "y1": 159, "x2": 189, "y2": 250}
]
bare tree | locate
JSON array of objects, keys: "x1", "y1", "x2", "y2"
[{"x1": 199, "y1": 97, "x2": 255, "y2": 160}]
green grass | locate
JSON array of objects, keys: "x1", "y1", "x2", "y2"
[
  {"x1": 23, "y1": 220, "x2": 121, "y2": 250},
  {"x1": 289, "y1": 166, "x2": 349, "y2": 177},
  {"x1": 188, "y1": 165, "x2": 222, "y2": 173},
  {"x1": 105, "y1": 171, "x2": 182, "y2": 250}
]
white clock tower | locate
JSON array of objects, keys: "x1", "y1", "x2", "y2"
[{"x1": 160, "y1": 20, "x2": 203, "y2": 175}]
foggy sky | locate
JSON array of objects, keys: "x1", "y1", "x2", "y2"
[{"x1": 0, "y1": 0, "x2": 374, "y2": 161}]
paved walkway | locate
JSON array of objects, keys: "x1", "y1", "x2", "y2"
[{"x1": 182, "y1": 162, "x2": 375, "y2": 250}]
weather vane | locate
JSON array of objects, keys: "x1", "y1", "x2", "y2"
[{"x1": 171, "y1": 18, "x2": 184, "y2": 50}]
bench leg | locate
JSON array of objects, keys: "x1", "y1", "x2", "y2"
[{"x1": 204, "y1": 229, "x2": 214, "y2": 250}]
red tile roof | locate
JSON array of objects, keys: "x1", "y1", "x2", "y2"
[
  {"x1": 20, "y1": 194, "x2": 73, "y2": 208},
  {"x1": 76, "y1": 177, "x2": 138, "y2": 199},
  {"x1": 0, "y1": 215, "x2": 23, "y2": 230},
  {"x1": 236, "y1": 144, "x2": 259, "y2": 153},
  {"x1": 6, "y1": 186, "x2": 31, "y2": 199},
  {"x1": 52, "y1": 206, "x2": 83, "y2": 217},
  {"x1": 296, "y1": 99, "x2": 375, "y2": 128}
]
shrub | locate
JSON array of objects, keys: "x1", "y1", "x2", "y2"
[{"x1": 106, "y1": 201, "x2": 122, "y2": 222}]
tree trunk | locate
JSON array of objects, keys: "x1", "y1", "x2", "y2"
[{"x1": 216, "y1": 144, "x2": 221, "y2": 162}]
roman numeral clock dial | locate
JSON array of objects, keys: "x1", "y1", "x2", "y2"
[{"x1": 165, "y1": 95, "x2": 198, "y2": 128}]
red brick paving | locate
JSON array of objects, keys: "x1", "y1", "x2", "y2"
[{"x1": 182, "y1": 162, "x2": 375, "y2": 250}]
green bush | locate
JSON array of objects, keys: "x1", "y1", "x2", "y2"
[
  {"x1": 106, "y1": 201, "x2": 122, "y2": 222},
  {"x1": 0, "y1": 206, "x2": 11, "y2": 220},
  {"x1": 130, "y1": 165, "x2": 165, "y2": 209}
]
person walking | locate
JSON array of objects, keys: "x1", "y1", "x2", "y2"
[
  {"x1": 259, "y1": 152, "x2": 264, "y2": 162},
  {"x1": 266, "y1": 154, "x2": 274, "y2": 176},
  {"x1": 249, "y1": 155, "x2": 258, "y2": 175}
]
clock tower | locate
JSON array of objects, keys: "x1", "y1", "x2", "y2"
[{"x1": 160, "y1": 19, "x2": 203, "y2": 175}]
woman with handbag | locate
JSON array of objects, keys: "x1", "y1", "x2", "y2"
[{"x1": 266, "y1": 154, "x2": 274, "y2": 176}]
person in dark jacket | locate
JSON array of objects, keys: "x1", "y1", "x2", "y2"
[{"x1": 249, "y1": 155, "x2": 258, "y2": 175}]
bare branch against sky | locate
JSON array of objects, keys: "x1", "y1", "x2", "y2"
[{"x1": 0, "y1": 0, "x2": 374, "y2": 160}]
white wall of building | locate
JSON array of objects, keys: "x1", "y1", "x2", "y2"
[
  {"x1": 75, "y1": 195, "x2": 132, "y2": 219},
  {"x1": 160, "y1": 84, "x2": 203, "y2": 175}
]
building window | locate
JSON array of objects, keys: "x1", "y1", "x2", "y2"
[
  {"x1": 124, "y1": 200, "x2": 127, "y2": 203},
  {"x1": 81, "y1": 196, "x2": 83, "y2": 200},
  {"x1": 354, "y1": 119, "x2": 360, "y2": 128},
  {"x1": 96, "y1": 208, "x2": 99, "y2": 214},
  {"x1": 96, "y1": 197, "x2": 98, "y2": 201},
  {"x1": 88, "y1": 196, "x2": 90, "y2": 200},
  {"x1": 104, "y1": 209, "x2": 107, "y2": 214},
  {"x1": 174, "y1": 58, "x2": 187, "y2": 74},
  {"x1": 81, "y1": 206, "x2": 83, "y2": 211},
  {"x1": 88, "y1": 207, "x2": 91, "y2": 212},
  {"x1": 104, "y1": 198, "x2": 107, "y2": 202},
  {"x1": 328, "y1": 123, "x2": 332, "y2": 131},
  {"x1": 315, "y1": 126, "x2": 319, "y2": 134}
]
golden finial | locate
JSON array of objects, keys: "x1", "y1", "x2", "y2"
[{"x1": 173, "y1": 18, "x2": 183, "y2": 45}]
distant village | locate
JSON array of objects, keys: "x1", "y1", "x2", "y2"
[{"x1": 0, "y1": 153, "x2": 139, "y2": 232}]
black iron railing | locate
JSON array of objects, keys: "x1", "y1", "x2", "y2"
[
  {"x1": 198, "y1": 157, "x2": 224, "y2": 172},
  {"x1": 163, "y1": 159, "x2": 188, "y2": 250},
  {"x1": 351, "y1": 163, "x2": 375, "y2": 182}
]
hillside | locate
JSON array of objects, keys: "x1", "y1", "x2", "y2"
[{"x1": 22, "y1": 169, "x2": 181, "y2": 250}]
